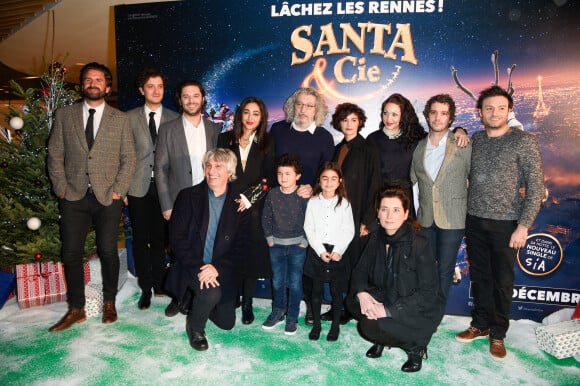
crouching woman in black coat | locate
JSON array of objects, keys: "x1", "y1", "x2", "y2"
[{"x1": 346, "y1": 187, "x2": 445, "y2": 372}]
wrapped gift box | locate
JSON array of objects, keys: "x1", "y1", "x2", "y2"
[
  {"x1": 15, "y1": 261, "x2": 91, "y2": 309},
  {"x1": 85, "y1": 283, "x2": 103, "y2": 318},
  {"x1": 16, "y1": 262, "x2": 66, "y2": 308},
  {"x1": 88, "y1": 248, "x2": 128, "y2": 290},
  {"x1": 0, "y1": 270, "x2": 16, "y2": 309},
  {"x1": 535, "y1": 319, "x2": 580, "y2": 359}
]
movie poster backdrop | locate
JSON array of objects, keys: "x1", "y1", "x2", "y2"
[{"x1": 114, "y1": 0, "x2": 580, "y2": 322}]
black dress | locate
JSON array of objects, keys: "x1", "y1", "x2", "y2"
[{"x1": 217, "y1": 131, "x2": 275, "y2": 278}]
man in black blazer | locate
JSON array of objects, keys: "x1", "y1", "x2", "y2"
[
  {"x1": 165, "y1": 149, "x2": 250, "y2": 351},
  {"x1": 126, "y1": 68, "x2": 179, "y2": 310}
]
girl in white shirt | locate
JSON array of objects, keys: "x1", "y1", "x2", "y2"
[{"x1": 303, "y1": 162, "x2": 355, "y2": 341}]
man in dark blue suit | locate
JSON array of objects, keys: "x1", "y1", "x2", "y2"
[{"x1": 165, "y1": 148, "x2": 250, "y2": 351}]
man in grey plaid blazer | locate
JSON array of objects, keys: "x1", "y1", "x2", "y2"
[{"x1": 47, "y1": 62, "x2": 136, "y2": 332}]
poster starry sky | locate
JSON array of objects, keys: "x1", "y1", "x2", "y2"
[{"x1": 115, "y1": 0, "x2": 580, "y2": 114}]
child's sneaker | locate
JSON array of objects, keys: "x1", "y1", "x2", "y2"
[
  {"x1": 284, "y1": 320, "x2": 298, "y2": 335},
  {"x1": 262, "y1": 309, "x2": 285, "y2": 330}
]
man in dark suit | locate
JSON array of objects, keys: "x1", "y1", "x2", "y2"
[
  {"x1": 47, "y1": 62, "x2": 136, "y2": 331},
  {"x1": 126, "y1": 68, "x2": 179, "y2": 310},
  {"x1": 154, "y1": 80, "x2": 220, "y2": 316},
  {"x1": 165, "y1": 148, "x2": 250, "y2": 351}
]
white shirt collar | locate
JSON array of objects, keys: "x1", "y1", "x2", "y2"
[
  {"x1": 427, "y1": 130, "x2": 449, "y2": 148},
  {"x1": 292, "y1": 121, "x2": 317, "y2": 135}
]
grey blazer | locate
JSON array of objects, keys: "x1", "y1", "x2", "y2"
[
  {"x1": 410, "y1": 135, "x2": 471, "y2": 229},
  {"x1": 127, "y1": 106, "x2": 179, "y2": 197},
  {"x1": 47, "y1": 102, "x2": 136, "y2": 206},
  {"x1": 154, "y1": 116, "x2": 220, "y2": 212}
]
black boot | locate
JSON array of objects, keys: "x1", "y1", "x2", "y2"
[
  {"x1": 366, "y1": 343, "x2": 384, "y2": 358},
  {"x1": 241, "y1": 298, "x2": 254, "y2": 325},
  {"x1": 401, "y1": 347, "x2": 428, "y2": 373},
  {"x1": 327, "y1": 323, "x2": 340, "y2": 341},
  {"x1": 309, "y1": 324, "x2": 321, "y2": 340}
]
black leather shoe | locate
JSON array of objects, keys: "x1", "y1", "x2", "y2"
[
  {"x1": 165, "y1": 299, "x2": 180, "y2": 317},
  {"x1": 138, "y1": 290, "x2": 152, "y2": 310},
  {"x1": 241, "y1": 298, "x2": 254, "y2": 325},
  {"x1": 401, "y1": 347, "x2": 427, "y2": 372},
  {"x1": 186, "y1": 325, "x2": 208, "y2": 351},
  {"x1": 366, "y1": 343, "x2": 384, "y2": 358}
]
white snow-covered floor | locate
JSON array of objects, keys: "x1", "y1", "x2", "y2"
[{"x1": 1, "y1": 274, "x2": 579, "y2": 385}]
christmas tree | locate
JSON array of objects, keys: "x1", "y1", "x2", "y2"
[{"x1": 0, "y1": 62, "x2": 96, "y2": 267}]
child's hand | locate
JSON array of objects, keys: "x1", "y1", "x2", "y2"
[
  {"x1": 268, "y1": 242, "x2": 274, "y2": 247},
  {"x1": 320, "y1": 252, "x2": 331, "y2": 263},
  {"x1": 329, "y1": 252, "x2": 342, "y2": 261}
]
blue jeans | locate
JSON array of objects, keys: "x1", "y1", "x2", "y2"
[
  {"x1": 269, "y1": 244, "x2": 307, "y2": 323},
  {"x1": 422, "y1": 225, "x2": 465, "y2": 301}
]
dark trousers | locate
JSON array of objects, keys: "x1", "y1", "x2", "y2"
[
  {"x1": 127, "y1": 181, "x2": 167, "y2": 293},
  {"x1": 465, "y1": 214, "x2": 517, "y2": 340},
  {"x1": 346, "y1": 295, "x2": 413, "y2": 350},
  {"x1": 311, "y1": 278, "x2": 343, "y2": 328},
  {"x1": 422, "y1": 225, "x2": 465, "y2": 301},
  {"x1": 60, "y1": 194, "x2": 122, "y2": 308},
  {"x1": 241, "y1": 277, "x2": 257, "y2": 301},
  {"x1": 187, "y1": 275, "x2": 236, "y2": 332}
]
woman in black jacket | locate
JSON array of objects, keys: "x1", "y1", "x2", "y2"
[
  {"x1": 217, "y1": 96, "x2": 275, "y2": 324},
  {"x1": 347, "y1": 187, "x2": 445, "y2": 372}
]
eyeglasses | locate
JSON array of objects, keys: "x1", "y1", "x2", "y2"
[{"x1": 296, "y1": 102, "x2": 316, "y2": 110}]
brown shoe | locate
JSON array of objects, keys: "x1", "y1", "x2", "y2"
[
  {"x1": 455, "y1": 326, "x2": 490, "y2": 342},
  {"x1": 490, "y1": 338, "x2": 507, "y2": 361},
  {"x1": 49, "y1": 308, "x2": 86, "y2": 332},
  {"x1": 102, "y1": 301, "x2": 118, "y2": 324}
]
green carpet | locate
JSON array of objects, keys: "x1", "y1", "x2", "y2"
[{"x1": 1, "y1": 278, "x2": 579, "y2": 385}]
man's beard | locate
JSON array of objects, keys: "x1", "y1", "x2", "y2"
[
  {"x1": 183, "y1": 104, "x2": 201, "y2": 116},
  {"x1": 83, "y1": 87, "x2": 108, "y2": 101}
]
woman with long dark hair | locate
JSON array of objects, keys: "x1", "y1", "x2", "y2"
[{"x1": 217, "y1": 96, "x2": 275, "y2": 324}]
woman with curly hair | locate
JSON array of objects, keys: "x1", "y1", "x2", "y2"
[{"x1": 366, "y1": 94, "x2": 427, "y2": 208}]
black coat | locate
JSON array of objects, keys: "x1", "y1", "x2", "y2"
[
  {"x1": 217, "y1": 131, "x2": 275, "y2": 278},
  {"x1": 334, "y1": 135, "x2": 381, "y2": 229},
  {"x1": 165, "y1": 181, "x2": 250, "y2": 304},
  {"x1": 333, "y1": 135, "x2": 381, "y2": 268},
  {"x1": 350, "y1": 223, "x2": 444, "y2": 343}
]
